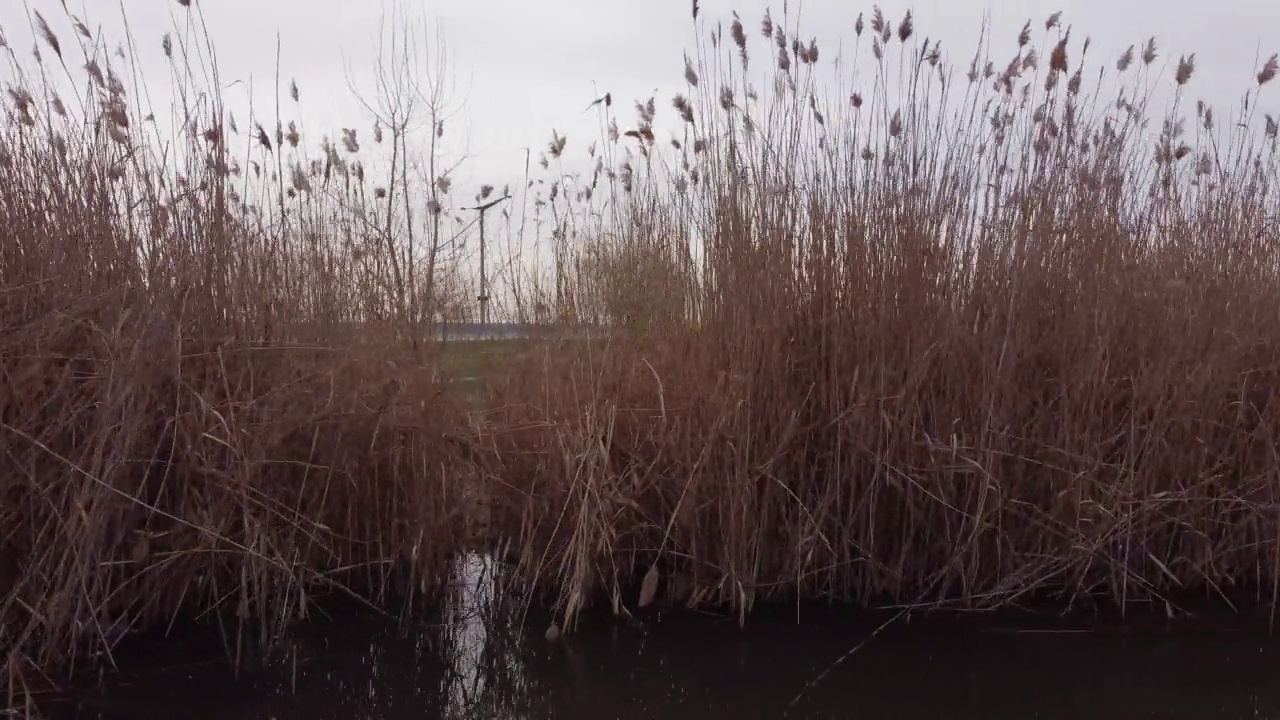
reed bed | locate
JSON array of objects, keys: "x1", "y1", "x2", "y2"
[
  {"x1": 476, "y1": 9, "x2": 1280, "y2": 631},
  {"x1": 3, "y1": 0, "x2": 1280, "y2": 697},
  {"x1": 0, "y1": 1, "x2": 473, "y2": 693}
]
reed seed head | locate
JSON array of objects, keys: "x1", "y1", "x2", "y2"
[
  {"x1": 730, "y1": 13, "x2": 746, "y2": 53},
  {"x1": 1050, "y1": 36, "x2": 1068, "y2": 73},
  {"x1": 548, "y1": 130, "x2": 567, "y2": 158},
  {"x1": 719, "y1": 85, "x2": 734, "y2": 110},
  {"x1": 1259, "y1": 54, "x2": 1278, "y2": 85},
  {"x1": 106, "y1": 122, "x2": 128, "y2": 145},
  {"x1": 255, "y1": 123, "x2": 272, "y2": 151},
  {"x1": 341, "y1": 128, "x2": 359, "y2": 153},
  {"x1": 1118, "y1": 45, "x2": 1134, "y2": 72},
  {"x1": 1175, "y1": 54, "x2": 1195, "y2": 85},
  {"x1": 673, "y1": 95, "x2": 694, "y2": 124},
  {"x1": 1142, "y1": 38, "x2": 1157, "y2": 65},
  {"x1": 84, "y1": 60, "x2": 104, "y2": 86},
  {"x1": 290, "y1": 164, "x2": 311, "y2": 193},
  {"x1": 34, "y1": 12, "x2": 61, "y2": 60}
]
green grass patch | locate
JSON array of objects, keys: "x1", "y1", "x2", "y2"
[{"x1": 439, "y1": 339, "x2": 534, "y2": 383}]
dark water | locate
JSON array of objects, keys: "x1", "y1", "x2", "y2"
[{"x1": 33, "y1": 554, "x2": 1280, "y2": 719}]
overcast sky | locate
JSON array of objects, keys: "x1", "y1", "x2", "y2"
[
  {"x1": 3, "y1": 0, "x2": 1278, "y2": 316},
  {"x1": 6, "y1": 0, "x2": 1278, "y2": 191}
]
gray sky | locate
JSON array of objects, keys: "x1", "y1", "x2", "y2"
[
  {"x1": 4, "y1": 0, "x2": 1278, "y2": 315},
  {"x1": 6, "y1": 0, "x2": 1278, "y2": 190}
]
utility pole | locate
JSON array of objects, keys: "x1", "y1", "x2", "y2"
[{"x1": 465, "y1": 193, "x2": 511, "y2": 326}]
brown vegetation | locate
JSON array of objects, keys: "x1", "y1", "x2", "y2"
[
  {"x1": 0, "y1": 1, "x2": 473, "y2": 693},
  {"x1": 3, "y1": 0, "x2": 1280, "y2": 699},
  {"x1": 477, "y1": 10, "x2": 1280, "y2": 631}
]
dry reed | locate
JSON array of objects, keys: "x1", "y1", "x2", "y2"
[
  {"x1": 0, "y1": 2, "x2": 474, "y2": 697},
  {"x1": 475, "y1": 7, "x2": 1280, "y2": 635}
]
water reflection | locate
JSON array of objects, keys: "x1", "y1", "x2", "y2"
[{"x1": 40, "y1": 553, "x2": 1280, "y2": 719}]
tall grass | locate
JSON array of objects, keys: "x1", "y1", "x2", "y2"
[
  {"x1": 0, "y1": 2, "x2": 477, "y2": 690},
  {"x1": 479, "y1": 8, "x2": 1280, "y2": 630}
]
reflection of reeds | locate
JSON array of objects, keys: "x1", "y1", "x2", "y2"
[{"x1": 434, "y1": 553, "x2": 540, "y2": 719}]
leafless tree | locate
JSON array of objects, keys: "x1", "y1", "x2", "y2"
[{"x1": 344, "y1": 1, "x2": 469, "y2": 346}]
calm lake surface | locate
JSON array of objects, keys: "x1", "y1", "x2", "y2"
[{"x1": 37, "y1": 554, "x2": 1280, "y2": 719}]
